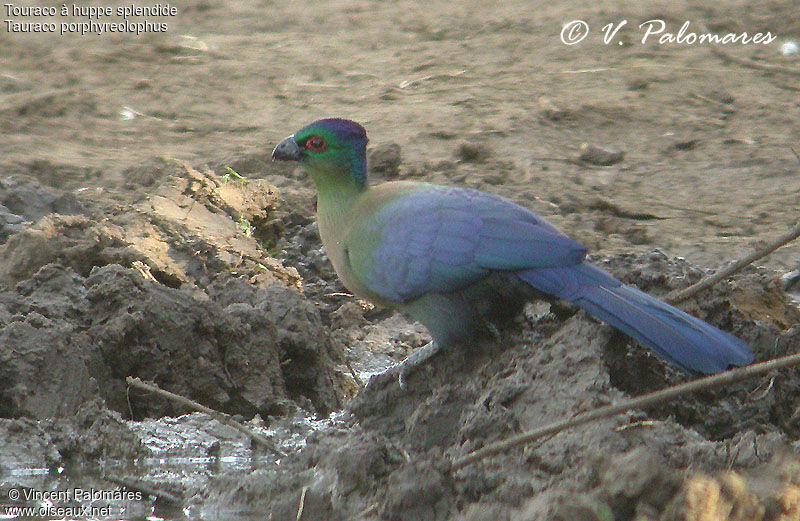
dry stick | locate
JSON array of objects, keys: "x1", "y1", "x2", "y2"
[
  {"x1": 666, "y1": 220, "x2": 800, "y2": 304},
  {"x1": 693, "y1": 20, "x2": 800, "y2": 78},
  {"x1": 0, "y1": 88, "x2": 72, "y2": 113},
  {"x1": 104, "y1": 474, "x2": 183, "y2": 506},
  {"x1": 707, "y1": 45, "x2": 800, "y2": 77},
  {"x1": 451, "y1": 352, "x2": 800, "y2": 471},
  {"x1": 296, "y1": 486, "x2": 308, "y2": 521},
  {"x1": 126, "y1": 376, "x2": 286, "y2": 457}
]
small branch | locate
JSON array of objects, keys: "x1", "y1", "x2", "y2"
[
  {"x1": 689, "y1": 91, "x2": 733, "y2": 108},
  {"x1": 358, "y1": 503, "x2": 379, "y2": 518},
  {"x1": 398, "y1": 69, "x2": 467, "y2": 89},
  {"x1": 696, "y1": 20, "x2": 800, "y2": 78},
  {"x1": 0, "y1": 88, "x2": 72, "y2": 113},
  {"x1": 666, "y1": 220, "x2": 800, "y2": 304},
  {"x1": 708, "y1": 45, "x2": 800, "y2": 77},
  {"x1": 345, "y1": 357, "x2": 364, "y2": 389},
  {"x1": 104, "y1": 474, "x2": 183, "y2": 506},
  {"x1": 451, "y1": 352, "x2": 800, "y2": 471},
  {"x1": 126, "y1": 376, "x2": 286, "y2": 457},
  {"x1": 296, "y1": 486, "x2": 308, "y2": 521}
]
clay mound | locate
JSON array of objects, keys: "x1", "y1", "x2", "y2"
[{"x1": 0, "y1": 164, "x2": 346, "y2": 420}]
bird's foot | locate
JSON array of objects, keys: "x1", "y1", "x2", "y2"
[{"x1": 369, "y1": 341, "x2": 443, "y2": 390}]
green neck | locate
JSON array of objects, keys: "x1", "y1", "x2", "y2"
[{"x1": 308, "y1": 165, "x2": 367, "y2": 230}]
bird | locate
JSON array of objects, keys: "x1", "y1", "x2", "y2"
[{"x1": 271, "y1": 118, "x2": 753, "y2": 385}]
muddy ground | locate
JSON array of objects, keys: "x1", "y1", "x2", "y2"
[{"x1": 1, "y1": 1, "x2": 800, "y2": 520}]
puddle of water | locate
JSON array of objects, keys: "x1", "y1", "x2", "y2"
[{"x1": 0, "y1": 411, "x2": 344, "y2": 520}]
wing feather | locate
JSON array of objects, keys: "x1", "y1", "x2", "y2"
[{"x1": 346, "y1": 185, "x2": 586, "y2": 302}]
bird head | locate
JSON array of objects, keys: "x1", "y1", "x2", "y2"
[{"x1": 272, "y1": 118, "x2": 369, "y2": 190}]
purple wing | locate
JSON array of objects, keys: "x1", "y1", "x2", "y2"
[{"x1": 355, "y1": 186, "x2": 586, "y2": 302}]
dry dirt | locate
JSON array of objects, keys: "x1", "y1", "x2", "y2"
[{"x1": 1, "y1": 1, "x2": 800, "y2": 520}]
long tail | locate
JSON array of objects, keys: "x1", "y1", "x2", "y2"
[{"x1": 517, "y1": 263, "x2": 753, "y2": 374}]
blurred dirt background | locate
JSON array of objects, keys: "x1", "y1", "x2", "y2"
[{"x1": 1, "y1": 1, "x2": 800, "y2": 520}]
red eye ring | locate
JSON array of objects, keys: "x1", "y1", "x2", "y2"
[{"x1": 305, "y1": 136, "x2": 327, "y2": 153}]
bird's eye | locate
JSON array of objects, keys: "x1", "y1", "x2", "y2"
[{"x1": 305, "y1": 136, "x2": 327, "y2": 153}]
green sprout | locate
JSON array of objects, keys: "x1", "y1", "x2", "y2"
[
  {"x1": 222, "y1": 166, "x2": 249, "y2": 185},
  {"x1": 237, "y1": 216, "x2": 253, "y2": 237}
]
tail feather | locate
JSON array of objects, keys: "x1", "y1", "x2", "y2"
[{"x1": 518, "y1": 263, "x2": 753, "y2": 374}]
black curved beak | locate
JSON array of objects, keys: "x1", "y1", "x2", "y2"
[{"x1": 272, "y1": 136, "x2": 303, "y2": 161}]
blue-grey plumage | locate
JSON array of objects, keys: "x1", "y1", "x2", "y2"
[{"x1": 272, "y1": 118, "x2": 754, "y2": 383}]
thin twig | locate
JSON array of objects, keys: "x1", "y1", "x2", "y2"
[
  {"x1": 345, "y1": 357, "x2": 364, "y2": 388},
  {"x1": 772, "y1": 81, "x2": 800, "y2": 92},
  {"x1": 666, "y1": 220, "x2": 800, "y2": 304},
  {"x1": 689, "y1": 92, "x2": 733, "y2": 108},
  {"x1": 708, "y1": 45, "x2": 800, "y2": 77},
  {"x1": 695, "y1": 20, "x2": 800, "y2": 77},
  {"x1": 646, "y1": 200, "x2": 721, "y2": 216},
  {"x1": 121, "y1": 105, "x2": 164, "y2": 121},
  {"x1": 358, "y1": 503, "x2": 379, "y2": 518},
  {"x1": 451, "y1": 352, "x2": 800, "y2": 471},
  {"x1": 398, "y1": 69, "x2": 467, "y2": 89},
  {"x1": 0, "y1": 88, "x2": 73, "y2": 113},
  {"x1": 296, "y1": 486, "x2": 309, "y2": 521},
  {"x1": 550, "y1": 64, "x2": 736, "y2": 75},
  {"x1": 104, "y1": 474, "x2": 183, "y2": 506},
  {"x1": 126, "y1": 376, "x2": 286, "y2": 457}
]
